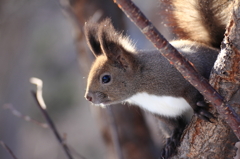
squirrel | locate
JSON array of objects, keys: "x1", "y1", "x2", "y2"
[{"x1": 84, "y1": 0, "x2": 233, "y2": 158}]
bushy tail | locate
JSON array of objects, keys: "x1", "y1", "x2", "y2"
[{"x1": 162, "y1": 0, "x2": 233, "y2": 48}]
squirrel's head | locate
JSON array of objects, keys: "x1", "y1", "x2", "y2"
[{"x1": 84, "y1": 19, "x2": 138, "y2": 106}]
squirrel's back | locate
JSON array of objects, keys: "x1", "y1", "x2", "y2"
[{"x1": 162, "y1": 0, "x2": 233, "y2": 48}]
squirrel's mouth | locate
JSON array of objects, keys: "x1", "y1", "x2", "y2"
[
  {"x1": 85, "y1": 91, "x2": 125, "y2": 106},
  {"x1": 96, "y1": 100, "x2": 120, "y2": 106},
  {"x1": 95, "y1": 100, "x2": 112, "y2": 106},
  {"x1": 85, "y1": 91, "x2": 110, "y2": 105},
  {"x1": 94, "y1": 99, "x2": 125, "y2": 107}
]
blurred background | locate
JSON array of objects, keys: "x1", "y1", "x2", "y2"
[{"x1": 0, "y1": 0, "x2": 172, "y2": 158}]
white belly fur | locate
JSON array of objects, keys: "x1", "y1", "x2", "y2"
[{"x1": 125, "y1": 92, "x2": 192, "y2": 117}]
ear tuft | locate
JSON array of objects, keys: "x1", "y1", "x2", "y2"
[
  {"x1": 98, "y1": 18, "x2": 136, "y2": 58},
  {"x1": 97, "y1": 18, "x2": 136, "y2": 71},
  {"x1": 98, "y1": 18, "x2": 121, "y2": 56},
  {"x1": 84, "y1": 21, "x2": 102, "y2": 57}
]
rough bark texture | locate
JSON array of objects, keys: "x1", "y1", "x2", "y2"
[
  {"x1": 172, "y1": 117, "x2": 237, "y2": 158},
  {"x1": 63, "y1": 0, "x2": 159, "y2": 159},
  {"x1": 172, "y1": 1, "x2": 240, "y2": 158}
]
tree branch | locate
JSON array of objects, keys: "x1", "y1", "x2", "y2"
[
  {"x1": 113, "y1": 0, "x2": 240, "y2": 139},
  {"x1": 0, "y1": 141, "x2": 18, "y2": 159},
  {"x1": 30, "y1": 77, "x2": 86, "y2": 159}
]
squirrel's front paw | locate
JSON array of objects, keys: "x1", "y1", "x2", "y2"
[{"x1": 194, "y1": 106, "x2": 214, "y2": 122}]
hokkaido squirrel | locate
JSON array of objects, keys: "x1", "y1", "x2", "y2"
[{"x1": 84, "y1": 0, "x2": 233, "y2": 158}]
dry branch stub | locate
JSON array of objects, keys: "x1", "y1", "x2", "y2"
[{"x1": 30, "y1": 77, "x2": 76, "y2": 159}]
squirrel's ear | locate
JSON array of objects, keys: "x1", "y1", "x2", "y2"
[
  {"x1": 98, "y1": 19, "x2": 136, "y2": 70},
  {"x1": 84, "y1": 22, "x2": 102, "y2": 57}
]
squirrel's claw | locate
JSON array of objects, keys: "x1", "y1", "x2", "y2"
[
  {"x1": 194, "y1": 107, "x2": 215, "y2": 122},
  {"x1": 196, "y1": 101, "x2": 208, "y2": 107}
]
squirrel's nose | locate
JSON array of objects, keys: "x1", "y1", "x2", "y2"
[
  {"x1": 85, "y1": 92, "x2": 93, "y2": 102},
  {"x1": 86, "y1": 95, "x2": 92, "y2": 102}
]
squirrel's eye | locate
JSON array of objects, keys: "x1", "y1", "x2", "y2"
[{"x1": 102, "y1": 75, "x2": 111, "y2": 84}]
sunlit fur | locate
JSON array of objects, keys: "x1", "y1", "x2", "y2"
[
  {"x1": 162, "y1": 0, "x2": 233, "y2": 48},
  {"x1": 125, "y1": 92, "x2": 192, "y2": 117}
]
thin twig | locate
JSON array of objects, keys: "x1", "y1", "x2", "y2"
[
  {"x1": 3, "y1": 104, "x2": 49, "y2": 128},
  {"x1": 30, "y1": 77, "x2": 81, "y2": 159},
  {"x1": 106, "y1": 107, "x2": 124, "y2": 159},
  {"x1": 31, "y1": 91, "x2": 75, "y2": 159},
  {"x1": 0, "y1": 141, "x2": 18, "y2": 159},
  {"x1": 68, "y1": 145, "x2": 89, "y2": 159},
  {"x1": 113, "y1": 0, "x2": 240, "y2": 139}
]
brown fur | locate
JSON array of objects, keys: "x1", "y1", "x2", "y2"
[{"x1": 161, "y1": 0, "x2": 233, "y2": 48}]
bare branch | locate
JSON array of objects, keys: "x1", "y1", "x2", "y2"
[
  {"x1": 113, "y1": 0, "x2": 240, "y2": 139},
  {"x1": 3, "y1": 104, "x2": 49, "y2": 128},
  {"x1": 30, "y1": 77, "x2": 86, "y2": 159},
  {"x1": 0, "y1": 141, "x2": 18, "y2": 159}
]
